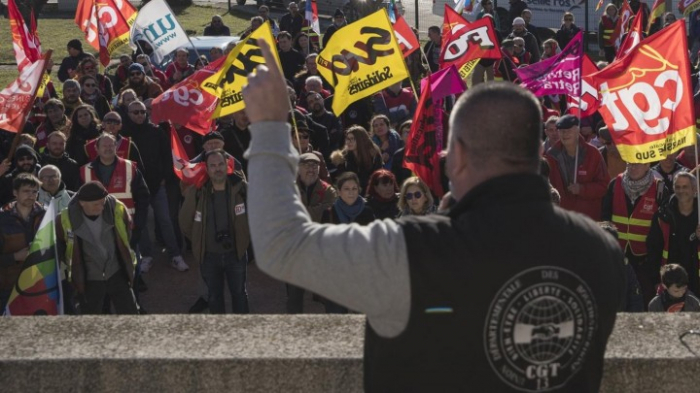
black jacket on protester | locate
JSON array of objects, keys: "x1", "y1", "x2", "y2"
[
  {"x1": 40, "y1": 151, "x2": 81, "y2": 192},
  {"x1": 128, "y1": 120, "x2": 172, "y2": 195}
]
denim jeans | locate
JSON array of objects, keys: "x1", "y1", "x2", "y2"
[
  {"x1": 201, "y1": 251, "x2": 249, "y2": 314},
  {"x1": 140, "y1": 185, "x2": 181, "y2": 258}
]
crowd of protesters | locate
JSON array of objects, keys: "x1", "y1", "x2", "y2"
[{"x1": 1, "y1": 2, "x2": 700, "y2": 316}]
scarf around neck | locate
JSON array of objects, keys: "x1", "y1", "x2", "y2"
[
  {"x1": 622, "y1": 169, "x2": 653, "y2": 204},
  {"x1": 334, "y1": 197, "x2": 365, "y2": 223}
]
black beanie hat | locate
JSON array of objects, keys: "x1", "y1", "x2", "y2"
[
  {"x1": 77, "y1": 181, "x2": 109, "y2": 202},
  {"x1": 14, "y1": 145, "x2": 38, "y2": 163}
]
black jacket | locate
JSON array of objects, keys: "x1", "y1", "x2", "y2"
[
  {"x1": 128, "y1": 120, "x2": 172, "y2": 195},
  {"x1": 40, "y1": 151, "x2": 81, "y2": 192}
]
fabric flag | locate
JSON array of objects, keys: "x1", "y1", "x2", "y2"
[
  {"x1": 618, "y1": 0, "x2": 634, "y2": 34},
  {"x1": 591, "y1": 20, "x2": 695, "y2": 163},
  {"x1": 464, "y1": 0, "x2": 481, "y2": 16},
  {"x1": 75, "y1": 0, "x2": 137, "y2": 66},
  {"x1": 152, "y1": 56, "x2": 225, "y2": 135},
  {"x1": 403, "y1": 77, "x2": 444, "y2": 198},
  {"x1": 305, "y1": 0, "x2": 320, "y2": 34},
  {"x1": 170, "y1": 125, "x2": 238, "y2": 188},
  {"x1": 392, "y1": 15, "x2": 420, "y2": 57},
  {"x1": 8, "y1": 0, "x2": 41, "y2": 73},
  {"x1": 617, "y1": 8, "x2": 644, "y2": 59},
  {"x1": 201, "y1": 22, "x2": 281, "y2": 119},
  {"x1": 0, "y1": 51, "x2": 50, "y2": 133},
  {"x1": 5, "y1": 200, "x2": 62, "y2": 316},
  {"x1": 387, "y1": 0, "x2": 400, "y2": 22},
  {"x1": 515, "y1": 32, "x2": 583, "y2": 97},
  {"x1": 421, "y1": 65, "x2": 467, "y2": 102},
  {"x1": 317, "y1": 9, "x2": 409, "y2": 116},
  {"x1": 440, "y1": 6, "x2": 501, "y2": 71},
  {"x1": 566, "y1": 54, "x2": 599, "y2": 117},
  {"x1": 130, "y1": 0, "x2": 190, "y2": 64},
  {"x1": 679, "y1": 0, "x2": 700, "y2": 17},
  {"x1": 596, "y1": 0, "x2": 604, "y2": 11},
  {"x1": 647, "y1": 0, "x2": 665, "y2": 34}
]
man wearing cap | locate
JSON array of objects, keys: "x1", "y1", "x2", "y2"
[
  {"x1": 58, "y1": 39, "x2": 90, "y2": 82},
  {"x1": 0, "y1": 145, "x2": 41, "y2": 206},
  {"x1": 507, "y1": 17, "x2": 540, "y2": 63},
  {"x1": 180, "y1": 149, "x2": 251, "y2": 314},
  {"x1": 322, "y1": 9, "x2": 347, "y2": 49},
  {"x1": 56, "y1": 181, "x2": 140, "y2": 314},
  {"x1": 120, "y1": 62, "x2": 164, "y2": 101},
  {"x1": 286, "y1": 152, "x2": 337, "y2": 313},
  {"x1": 0, "y1": 174, "x2": 45, "y2": 311},
  {"x1": 545, "y1": 114, "x2": 609, "y2": 220}
]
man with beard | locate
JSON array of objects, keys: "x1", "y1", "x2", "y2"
[
  {"x1": 279, "y1": 2, "x2": 303, "y2": 38},
  {"x1": 35, "y1": 99, "x2": 71, "y2": 151},
  {"x1": 84, "y1": 112, "x2": 142, "y2": 166},
  {"x1": 306, "y1": 93, "x2": 339, "y2": 159},
  {"x1": 61, "y1": 80, "x2": 84, "y2": 118},
  {"x1": 40, "y1": 131, "x2": 80, "y2": 191},
  {"x1": 0, "y1": 146, "x2": 41, "y2": 205},
  {"x1": 507, "y1": 17, "x2": 540, "y2": 63},
  {"x1": 121, "y1": 63, "x2": 163, "y2": 101}
]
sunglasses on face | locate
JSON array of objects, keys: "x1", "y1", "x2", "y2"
[
  {"x1": 130, "y1": 110, "x2": 146, "y2": 115},
  {"x1": 405, "y1": 191, "x2": 423, "y2": 200},
  {"x1": 104, "y1": 119, "x2": 121, "y2": 124}
]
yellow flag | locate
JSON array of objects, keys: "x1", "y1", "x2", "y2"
[
  {"x1": 317, "y1": 9, "x2": 409, "y2": 115},
  {"x1": 201, "y1": 22, "x2": 281, "y2": 119}
]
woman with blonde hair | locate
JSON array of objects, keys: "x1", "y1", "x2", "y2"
[
  {"x1": 397, "y1": 176, "x2": 436, "y2": 217},
  {"x1": 331, "y1": 125, "x2": 383, "y2": 192}
]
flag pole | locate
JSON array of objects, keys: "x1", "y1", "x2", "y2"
[{"x1": 163, "y1": 1, "x2": 202, "y2": 60}]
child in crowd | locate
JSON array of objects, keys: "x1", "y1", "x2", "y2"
[{"x1": 648, "y1": 264, "x2": 700, "y2": 312}]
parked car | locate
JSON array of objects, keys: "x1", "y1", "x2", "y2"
[{"x1": 154, "y1": 36, "x2": 240, "y2": 70}]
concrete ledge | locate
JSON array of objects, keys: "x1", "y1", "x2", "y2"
[{"x1": 1, "y1": 313, "x2": 699, "y2": 392}]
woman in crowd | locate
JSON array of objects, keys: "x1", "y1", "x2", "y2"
[
  {"x1": 397, "y1": 176, "x2": 436, "y2": 217},
  {"x1": 75, "y1": 56, "x2": 114, "y2": 101},
  {"x1": 370, "y1": 115, "x2": 403, "y2": 170},
  {"x1": 391, "y1": 120, "x2": 414, "y2": 186},
  {"x1": 293, "y1": 32, "x2": 319, "y2": 57},
  {"x1": 115, "y1": 89, "x2": 137, "y2": 123},
  {"x1": 331, "y1": 125, "x2": 383, "y2": 192},
  {"x1": 66, "y1": 104, "x2": 101, "y2": 166},
  {"x1": 79, "y1": 75, "x2": 111, "y2": 119},
  {"x1": 541, "y1": 39, "x2": 560, "y2": 60},
  {"x1": 365, "y1": 169, "x2": 400, "y2": 220},
  {"x1": 194, "y1": 55, "x2": 209, "y2": 70},
  {"x1": 598, "y1": 4, "x2": 619, "y2": 63},
  {"x1": 555, "y1": 12, "x2": 581, "y2": 50}
]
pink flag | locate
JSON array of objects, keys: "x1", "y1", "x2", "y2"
[
  {"x1": 421, "y1": 65, "x2": 467, "y2": 102},
  {"x1": 515, "y1": 32, "x2": 583, "y2": 97}
]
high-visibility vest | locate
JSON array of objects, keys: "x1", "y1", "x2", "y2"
[
  {"x1": 611, "y1": 175, "x2": 660, "y2": 255},
  {"x1": 60, "y1": 197, "x2": 136, "y2": 281},
  {"x1": 80, "y1": 158, "x2": 136, "y2": 215},
  {"x1": 658, "y1": 217, "x2": 700, "y2": 267},
  {"x1": 84, "y1": 137, "x2": 132, "y2": 162},
  {"x1": 600, "y1": 15, "x2": 617, "y2": 47}
]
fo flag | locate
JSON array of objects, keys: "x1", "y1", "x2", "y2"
[
  {"x1": 201, "y1": 22, "x2": 281, "y2": 119},
  {"x1": 5, "y1": 200, "x2": 62, "y2": 316},
  {"x1": 0, "y1": 51, "x2": 50, "y2": 133},
  {"x1": 515, "y1": 32, "x2": 583, "y2": 97},
  {"x1": 392, "y1": 15, "x2": 419, "y2": 57},
  {"x1": 440, "y1": 6, "x2": 500, "y2": 72},
  {"x1": 75, "y1": 0, "x2": 137, "y2": 66},
  {"x1": 679, "y1": 0, "x2": 700, "y2": 16},
  {"x1": 403, "y1": 77, "x2": 445, "y2": 198},
  {"x1": 566, "y1": 54, "x2": 599, "y2": 117},
  {"x1": 129, "y1": 0, "x2": 190, "y2": 64},
  {"x1": 152, "y1": 55, "x2": 226, "y2": 134},
  {"x1": 591, "y1": 21, "x2": 695, "y2": 163},
  {"x1": 317, "y1": 9, "x2": 409, "y2": 116}
]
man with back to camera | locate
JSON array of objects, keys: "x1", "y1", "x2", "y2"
[{"x1": 242, "y1": 41, "x2": 625, "y2": 392}]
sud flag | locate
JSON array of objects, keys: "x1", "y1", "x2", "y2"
[
  {"x1": 305, "y1": 0, "x2": 320, "y2": 34},
  {"x1": 647, "y1": 0, "x2": 665, "y2": 34},
  {"x1": 317, "y1": 9, "x2": 409, "y2": 116},
  {"x1": 5, "y1": 199, "x2": 62, "y2": 316},
  {"x1": 392, "y1": 15, "x2": 420, "y2": 57},
  {"x1": 152, "y1": 56, "x2": 225, "y2": 135},
  {"x1": 440, "y1": 5, "x2": 500, "y2": 77},
  {"x1": 201, "y1": 22, "x2": 281, "y2": 119},
  {"x1": 515, "y1": 32, "x2": 583, "y2": 97},
  {"x1": 75, "y1": 0, "x2": 137, "y2": 66},
  {"x1": 566, "y1": 54, "x2": 599, "y2": 117},
  {"x1": 679, "y1": 0, "x2": 700, "y2": 16},
  {"x1": 129, "y1": 0, "x2": 190, "y2": 64},
  {"x1": 591, "y1": 20, "x2": 695, "y2": 163},
  {"x1": 617, "y1": 8, "x2": 644, "y2": 59},
  {"x1": 403, "y1": 76, "x2": 445, "y2": 198},
  {"x1": 0, "y1": 51, "x2": 50, "y2": 133}
]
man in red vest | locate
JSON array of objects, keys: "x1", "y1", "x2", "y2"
[{"x1": 84, "y1": 112, "x2": 142, "y2": 165}]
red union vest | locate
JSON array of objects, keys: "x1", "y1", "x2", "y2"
[
  {"x1": 611, "y1": 174, "x2": 659, "y2": 255},
  {"x1": 80, "y1": 158, "x2": 136, "y2": 214},
  {"x1": 84, "y1": 137, "x2": 132, "y2": 162}
]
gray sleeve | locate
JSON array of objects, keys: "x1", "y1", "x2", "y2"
[{"x1": 245, "y1": 121, "x2": 411, "y2": 338}]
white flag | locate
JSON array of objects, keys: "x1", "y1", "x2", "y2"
[{"x1": 129, "y1": 0, "x2": 190, "y2": 63}]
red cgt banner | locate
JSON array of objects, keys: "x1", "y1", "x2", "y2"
[{"x1": 591, "y1": 20, "x2": 695, "y2": 164}]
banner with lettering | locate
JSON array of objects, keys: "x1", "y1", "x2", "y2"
[
  {"x1": 591, "y1": 21, "x2": 695, "y2": 163},
  {"x1": 617, "y1": 8, "x2": 644, "y2": 60},
  {"x1": 392, "y1": 14, "x2": 419, "y2": 57},
  {"x1": 440, "y1": 5, "x2": 500, "y2": 71},
  {"x1": 316, "y1": 9, "x2": 409, "y2": 116},
  {"x1": 679, "y1": 0, "x2": 700, "y2": 16},
  {"x1": 0, "y1": 51, "x2": 50, "y2": 133},
  {"x1": 200, "y1": 22, "x2": 281, "y2": 119},
  {"x1": 75, "y1": 0, "x2": 137, "y2": 66},
  {"x1": 566, "y1": 54, "x2": 598, "y2": 117},
  {"x1": 129, "y1": 0, "x2": 190, "y2": 63},
  {"x1": 515, "y1": 32, "x2": 582, "y2": 97}
]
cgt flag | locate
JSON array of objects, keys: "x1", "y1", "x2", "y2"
[
  {"x1": 0, "y1": 51, "x2": 50, "y2": 133},
  {"x1": 129, "y1": 0, "x2": 190, "y2": 64},
  {"x1": 201, "y1": 22, "x2": 281, "y2": 119},
  {"x1": 515, "y1": 32, "x2": 583, "y2": 97},
  {"x1": 8, "y1": 0, "x2": 41, "y2": 72},
  {"x1": 5, "y1": 199, "x2": 62, "y2": 316},
  {"x1": 75, "y1": 0, "x2": 137, "y2": 66},
  {"x1": 317, "y1": 9, "x2": 409, "y2": 116},
  {"x1": 592, "y1": 20, "x2": 695, "y2": 163}
]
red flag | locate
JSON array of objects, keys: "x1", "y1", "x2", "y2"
[
  {"x1": 440, "y1": 5, "x2": 501, "y2": 70},
  {"x1": 591, "y1": 21, "x2": 695, "y2": 163},
  {"x1": 152, "y1": 56, "x2": 226, "y2": 135},
  {"x1": 403, "y1": 77, "x2": 444, "y2": 197},
  {"x1": 617, "y1": 0, "x2": 634, "y2": 35},
  {"x1": 8, "y1": 0, "x2": 41, "y2": 73},
  {"x1": 0, "y1": 51, "x2": 50, "y2": 133},
  {"x1": 566, "y1": 54, "x2": 599, "y2": 117},
  {"x1": 75, "y1": 0, "x2": 137, "y2": 66},
  {"x1": 617, "y1": 8, "x2": 644, "y2": 59},
  {"x1": 679, "y1": 0, "x2": 700, "y2": 17},
  {"x1": 392, "y1": 15, "x2": 420, "y2": 57},
  {"x1": 647, "y1": 0, "x2": 665, "y2": 34},
  {"x1": 170, "y1": 125, "x2": 208, "y2": 187}
]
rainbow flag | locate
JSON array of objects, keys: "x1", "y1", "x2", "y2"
[{"x1": 5, "y1": 199, "x2": 63, "y2": 316}]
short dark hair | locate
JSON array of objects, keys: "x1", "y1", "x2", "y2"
[
  {"x1": 13, "y1": 173, "x2": 40, "y2": 191},
  {"x1": 661, "y1": 264, "x2": 689, "y2": 288},
  {"x1": 336, "y1": 172, "x2": 361, "y2": 193},
  {"x1": 428, "y1": 26, "x2": 440, "y2": 34},
  {"x1": 205, "y1": 149, "x2": 227, "y2": 164},
  {"x1": 44, "y1": 98, "x2": 65, "y2": 112},
  {"x1": 278, "y1": 31, "x2": 293, "y2": 40}
]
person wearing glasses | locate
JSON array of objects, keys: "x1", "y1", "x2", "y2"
[
  {"x1": 203, "y1": 15, "x2": 231, "y2": 36},
  {"x1": 75, "y1": 56, "x2": 115, "y2": 102},
  {"x1": 507, "y1": 17, "x2": 540, "y2": 63},
  {"x1": 290, "y1": 112, "x2": 329, "y2": 182},
  {"x1": 135, "y1": 54, "x2": 169, "y2": 90},
  {"x1": 512, "y1": 37, "x2": 531, "y2": 65},
  {"x1": 120, "y1": 63, "x2": 163, "y2": 101},
  {"x1": 84, "y1": 112, "x2": 142, "y2": 166},
  {"x1": 555, "y1": 12, "x2": 581, "y2": 52},
  {"x1": 79, "y1": 75, "x2": 111, "y2": 119},
  {"x1": 397, "y1": 177, "x2": 435, "y2": 217},
  {"x1": 365, "y1": 169, "x2": 400, "y2": 220}
]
